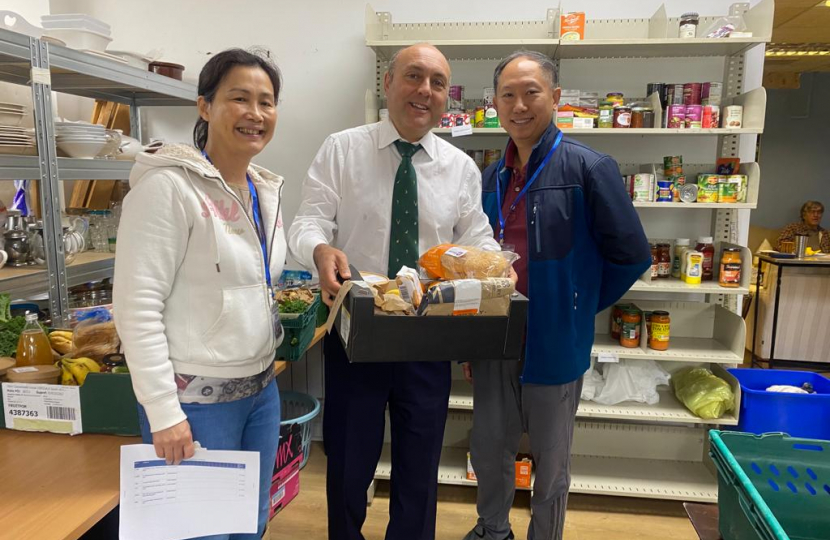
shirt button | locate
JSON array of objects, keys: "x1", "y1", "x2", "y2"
[{"x1": 514, "y1": 186, "x2": 521, "y2": 192}]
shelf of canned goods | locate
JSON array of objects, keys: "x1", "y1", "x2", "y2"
[
  {"x1": 0, "y1": 27, "x2": 195, "y2": 323},
  {"x1": 365, "y1": 0, "x2": 772, "y2": 503}
]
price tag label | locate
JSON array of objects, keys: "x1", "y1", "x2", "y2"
[
  {"x1": 597, "y1": 352, "x2": 619, "y2": 363},
  {"x1": 2, "y1": 383, "x2": 82, "y2": 435},
  {"x1": 451, "y1": 124, "x2": 473, "y2": 137}
]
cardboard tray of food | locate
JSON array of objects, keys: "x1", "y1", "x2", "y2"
[{"x1": 325, "y1": 268, "x2": 528, "y2": 363}]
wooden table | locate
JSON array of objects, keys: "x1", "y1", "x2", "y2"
[
  {"x1": 0, "y1": 327, "x2": 327, "y2": 540},
  {"x1": 0, "y1": 430, "x2": 140, "y2": 540},
  {"x1": 683, "y1": 502, "x2": 721, "y2": 540}
]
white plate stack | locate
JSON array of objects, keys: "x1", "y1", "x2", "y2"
[
  {"x1": 0, "y1": 102, "x2": 35, "y2": 155},
  {"x1": 41, "y1": 14, "x2": 112, "y2": 52},
  {"x1": 55, "y1": 121, "x2": 107, "y2": 158}
]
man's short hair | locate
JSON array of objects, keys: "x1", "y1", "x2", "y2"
[
  {"x1": 387, "y1": 43, "x2": 439, "y2": 80},
  {"x1": 493, "y1": 50, "x2": 558, "y2": 91}
]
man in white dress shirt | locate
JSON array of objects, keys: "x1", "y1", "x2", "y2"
[{"x1": 288, "y1": 43, "x2": 500, "y2": 540}]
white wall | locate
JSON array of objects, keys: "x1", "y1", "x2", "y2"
[{"x1": 753, "y1": 72, "x2": 830, "y2": 230}]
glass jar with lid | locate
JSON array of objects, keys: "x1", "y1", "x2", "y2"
[{"x1": 679, "y1": 12, "x2": 699, "y2": 38}]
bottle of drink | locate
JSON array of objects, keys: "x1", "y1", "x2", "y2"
[{"x1": 16, "y1": 313, "x2": 53, "y2": 366}]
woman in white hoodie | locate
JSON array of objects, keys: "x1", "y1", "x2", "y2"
[{"x1": 113, "y1": 48, "x2": 286, "y2": 539}]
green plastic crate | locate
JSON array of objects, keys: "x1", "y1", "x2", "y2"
[
  {"x1": 277, "y1": 293, "x2": 321, "y2": 361},
  {"x1": 709, "y1": 430, "x2": 830, "y2": 540}
]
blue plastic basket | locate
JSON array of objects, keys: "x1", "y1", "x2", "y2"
[
  {"x1": 280, "y1": 391, "x2": 320, "y2": 469},
  {"x1": 728, "y1": 369, "x2": 830, "y2": 440}
]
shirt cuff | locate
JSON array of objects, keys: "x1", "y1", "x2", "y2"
[{"x1": 142, "y1": 392, "x2": 187, "y2": 433}]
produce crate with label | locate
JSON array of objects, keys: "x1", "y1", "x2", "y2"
[{"x1": 363, "y1": 0, "x2": 772, "y2": 503}]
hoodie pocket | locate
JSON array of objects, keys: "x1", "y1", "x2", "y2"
[
  {"x1": 200, "y1": 284, "x2": 274, "y2": 363},
  {"x1": 529, "y1": 186, "x2": 579, "y2": 261}
]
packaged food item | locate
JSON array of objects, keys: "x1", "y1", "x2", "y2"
[
  {"x1": 697, "y1": 174, "x2": 720, "y2": 203},
  {"x1": 560, "y1": 12, "x2": 585, "y2": 41},
  {"x1": 632, "y1": 174, "x2": 653, "y2": 202},
  {"x1": 556, "y1": 111, "x2": 574, "y2": 129},
  {"x1": 702, "y1": 82, "x2": 723, "y2": 106},
  {"x1": 613, "y1": 106, "x2": 632, "y2": 128},
  {"x1": 715, "y1": 157, "x2": 740, "y2": 175},
  {"x1": 610, "y1": 303, "x2": 629, "y2": 340},
  {"x1": 718, "y1": 176, "x2": 740, "y2": 203},
  {"x1": 663, "y1": 155, "x2": 683, "y2": 177},
  {"x1": 419, "y1": 244, "x2": 518, "y2": 280},
  {"x1": 685, "y1": 104, "x2": 703, "y2": 128},
  {"x1": 679, "y1": 184, "x2": 698, "y2": 203},
  {"x1": 417, "y1": 278, "x2": 515, "y2": 316},
  {"x1": 598, "y1": 102, "x2": 614, "y2": 128},
  {"x1": 657, "y1": 244, "x2": 672, "y2": 278},
  {"x1": 483, "y1": 87, "x2": 499, "y2": 128},
  {"x1": 679, "y1": 12, "x2": 699, "y2": 38},
  {"x1": 483, "y1": 149, "x2": 502, "y2": 168},
  {"x1": 648, "y1": 311, "x2": 670, "y2": 350},
  {"x1": 449, "y1": 85, "x2": 464, "y2": 110},
  {"x1": 695, "y1": 237, "x2": 715, "y2": 281},
  {"x1": 683, "y1": 83, "x2": 702, "y2": 106},
  {"x1": 723, "y1": 105, "x2": 743, "y2": 128},
  {"x1": 730, "y1": 174, "x2": 748, "y2": 202},
  {"x1": 649, "y1": 244, "x2": 659, "y2": 279},
  {"x1": 667, "y1": 104, "x2": 686, "y2": 128},
  {"x1": 474, "y1": 106, "x2": 485, "y2": 128},
  {"x1": 670, "y1": 175, "x2": 686, "y2": 201},
  {"x1": 395, "y1": 266, "x2": 423, "y2": 308},
  {"x1": 620, "y1": 307, "x2": 641, "y2": 348},
  {"x1": 719, "y1": 248, "x2": 742, "y2": 287},
  {"x1": 606, "y1": 93, "x2": 625, "y2": 106},
  {"x1": 672, "y1": 238, "x2": 690, "y2": 278},
  {"x1": 702, "y1": 105, "x2": 719, "y2": 128},
  {"x1": 656, "y1": 180, "x2": 673, "y2": 202},
  {"x1": 682, "y1": 251, "x2": 704, "y2": 284},
  {"x1": 15, "y1": 313, "x2": 52, "y2": 367}
]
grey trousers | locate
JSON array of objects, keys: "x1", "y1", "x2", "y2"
[{"x1": 469, "y1": 359, "x2": 583, "y2": 540}]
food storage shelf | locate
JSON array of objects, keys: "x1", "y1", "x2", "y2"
[
  {"x1": 628, "y1": 278, "x2": 749, "y2": 295},
  {"x1": 375, "y1": 444, "x2": 718, "y2": 502},
  {"x1": 368, "y1": 40, "x2": 558, "y2": 62},
  {"x1": 0, "y1": 252, "x2": 114, "y2": 300},
  {"x1": 556, "y1": 38, "x2": 767, "y2": 59},
  {"x1": 0, "y1": 156, "x2": 134, "y2": 180},
  {"x1": 593, "y1": 301, "x2": 746, "y2": 364},
  {"x1": 449, "y1": 374, "x2": 739, "y2": 426}
]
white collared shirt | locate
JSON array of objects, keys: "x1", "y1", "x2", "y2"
[{"x1": 289, "y1": 118, "x2": 499, "y2": 276}]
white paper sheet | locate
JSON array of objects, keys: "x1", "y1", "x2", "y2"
[{"x1": 119, "y1": 444, "x2": 260, "y2": 540}]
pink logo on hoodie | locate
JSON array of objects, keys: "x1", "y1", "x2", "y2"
[{"x1": 201, "y1": 195, "x2": 241, "y2": 223}]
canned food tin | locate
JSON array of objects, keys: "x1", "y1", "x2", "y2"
[
  {"x1": 697, "y1": 174, "x2": 721, "y2": 203},
  {"x1": 483, "y1": 149, "x2": 502, "y2": 168},
  {"x1": 613, "y1": 106, "x2": 632, "y2": 128},
  {"x1": 724, "y1": 105, "x2": 743, "y2": 128},
  {"x1": 679, "y1": 184, "x2": 699, "y2": 203},
  {"x1": 473, "y1": 150, "x2": 484, "y2": 171},
  {"x1": 474, "y1": 106, "x2": 485, "y2": 128},
  {"x1": 685, "y1": 104, "x2": 703, "y2": 128},
  {"x1": 670, "y1": 175, "x2": 686, "y2": 201},
  {"x1": 663, "y1": 155, "x2": 683, "y2": 176},
  {"x1": 667, "y1": 104, "x2": 686, "y2": 128},
  {"x1": 702, "y1": 82, "x2": 722, "y2": 105},
  {"x1": 642, "y1": 109, "x2": 655, "y2": 128},
  {"x1": 647, "y1": 83, "x2": 666, "y2": 107},
  {"x1": 484, "y1": 106, "x2": 499, "y2": 128},
  {"x1": 632, "y1": 173, "x2": 654, "y2": 202},
  {"x1": 718, "y1": 177, "x2": 739, "y2": 203},
  {"x1": 669, "y1": 84, "x2": 685, "y2": 105},
  {"x1": 729, "y1": 174, "x2": 748, "y2": 203},
  {"x1": 656, "y1": 180, "x2": 674, "y2": 202},
  {"x1": 683, "y1": 83, "x2": 702, "y2": 106},
  {"x1": 702, "y1": 105, "x2": 720, "y2": 128},
  {"x1": 449, "y1": 85, "x2": 464, "y2": 102},
  {"x1": 483, "y1": 87, "x2": 496, "y2": 107}
]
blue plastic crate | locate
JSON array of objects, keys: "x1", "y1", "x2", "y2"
[{"x1": 728, "y1": 369, "x2": 830, "y2": 440}]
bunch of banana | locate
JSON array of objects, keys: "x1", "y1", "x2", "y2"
[
  {"x1": 49, "y1": 330, "x2": 74, "y2": 355},
  {"x1": 57, "y1": 356, "x2": 100, "y2": 386}
]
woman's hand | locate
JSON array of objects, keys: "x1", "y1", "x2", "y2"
[{"x1": 152, "y1": 419, "x2": 195, "y2": 465}]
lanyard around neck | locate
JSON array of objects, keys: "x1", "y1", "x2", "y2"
[
  {"x1": 495, "y1": 130, "x2": 563, "y2": 246},
  {"x1": 202, "y1": 151, "x2": 271, "y2": 289}
]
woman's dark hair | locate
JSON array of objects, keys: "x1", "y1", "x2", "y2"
[{"x1": 193, "y1": 47, "x2": 282, "y2": 150}]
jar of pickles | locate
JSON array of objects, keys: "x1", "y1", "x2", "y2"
[{"x1": 598, "y1": 101, "x2": 614, "y2": 128}]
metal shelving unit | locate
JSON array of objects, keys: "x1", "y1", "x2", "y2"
[
  {"x1": 0, "y1": 27, "x2": 196, "y2": 323},
  {"x1": 366, "y1": 0, "x2": 771, "y2": 503}
]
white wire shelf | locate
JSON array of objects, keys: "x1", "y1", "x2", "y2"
[{"x1": 375, "y1": 445, "x2": 718, "y2": 502}]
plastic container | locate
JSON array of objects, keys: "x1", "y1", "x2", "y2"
[
  {"x1": 709, "y1": 430, "x2": 830, "y2": 540},
  {"x1": 280, "y1": 391, "x2": 321, "y2": 469},
  {"x1": 696, "y1": 237, "x2": 715, "y2": 281},
  {"x1": 727, "y1": 368, "x2": 830, "y2": 440},
  {"x1": 276, "y1": 293, "x2": 321, "y2": 361},
  {"x1": 672, "y1": 238, "x2": 690, "y2": 278}
]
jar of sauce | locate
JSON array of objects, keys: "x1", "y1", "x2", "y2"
[
  {"x1": 719, "y1": 248, "x2": 742, "y2": 287},
  {"x1": 650, "y1": 244, "x2": 659, "y2": 279},
  {"x1": 606, "y1": 92, "x2": 624, "y2": 106},
  {"x1": 649, "y1": 311, "x2": 670, "y2": 350},
  {"x1": 657, "y1": 243, "x2": 672, "y2": 279},
  {"x1": 679, "y1": 12, "x2": 699, "y2": 38},
  {"x1": 613, "y1": 106, "x2": 632, "y2": 128},
  {"x1": 610, "y1": 304, "x2": 627, "y2": 340},
  {"x1": 620, "y1": 308, "x2": 642, "y2": 348},
  {"x1": 696, "y1": 236, "x2": 715, "y2": 281}
]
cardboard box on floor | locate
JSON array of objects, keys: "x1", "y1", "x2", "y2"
[{"x1": 270, "y1": 422, "x2": 303, "y2": 518}]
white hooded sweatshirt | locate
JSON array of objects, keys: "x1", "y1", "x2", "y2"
[{"x1": 113, "y1": 144, "x2": 286, "y2": 432}]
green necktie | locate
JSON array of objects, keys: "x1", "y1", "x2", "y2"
[{"x1": 388, "y1": 140, "x2": 421, "y2": 277}]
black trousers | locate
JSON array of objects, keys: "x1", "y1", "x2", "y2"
[{"x1": 323, "y1": 331, "x2": 451, "y2": 540}]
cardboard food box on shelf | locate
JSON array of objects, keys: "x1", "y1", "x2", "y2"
[
  {"x1": 466, "y1": 452, "x2": 533, "y2": 488},
  {"x1": 0, "y1": 372, "x2": 140, "y2": 436},
  {"x1": 325, "y1": 268, "x2": 528, "y2": 364}
]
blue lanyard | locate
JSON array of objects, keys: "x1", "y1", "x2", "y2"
[
  {"x1": 495, "y1": 131, "x2": 563, "y2": 246},
  {"x1": 202, "y1": 151, "x2": 271, "y2": 290}
]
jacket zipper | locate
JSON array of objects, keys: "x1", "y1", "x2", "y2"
[
  {"x1": 532, "y1": 201, "x2": 541, "y2": 253},
  {"x1": 574, "y1": 290, "x2": 578, "y2": 310}
]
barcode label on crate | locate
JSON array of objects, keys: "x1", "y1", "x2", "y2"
[
  {"x1": 2, "y1": 383, "x2": 82, "y2": 435},
  {"x1": 47, "y1": 406, "x2": 77, "y2": 421}
]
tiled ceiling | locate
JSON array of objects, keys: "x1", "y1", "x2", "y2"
[{"x1": 766, "y1": 0, "x2": 830, "y2": 73}]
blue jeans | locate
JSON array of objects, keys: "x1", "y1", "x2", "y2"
[{"x1": 138, "y1": 380, "x2": 280, "y2": 540}]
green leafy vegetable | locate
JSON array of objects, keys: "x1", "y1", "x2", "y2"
[
  {"x1": 0, "y1": 316, "x2": 48, "y2": 357},
  {"x1": 0, "y1": 293, "x2": 11, "y2": 323},
  {"x1": 278, "y1": 299, "x2": 311, "y2": 314}
]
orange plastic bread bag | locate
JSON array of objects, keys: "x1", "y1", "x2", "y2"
[{"x1": 419, "y1": 244, "x2": 519, "y2": 280}]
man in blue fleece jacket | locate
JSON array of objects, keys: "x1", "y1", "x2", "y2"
[{"x1": 462, "y1": 51, "x2": 651, "y2": 540}]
